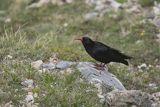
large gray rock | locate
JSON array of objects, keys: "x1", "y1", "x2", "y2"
[
  {"x1": 77, "y1": 62, "x2": 126, "y2": 91},
  {"x1": 32, "y1": 60, "x2": 126, "y2": 93},
  {"x1": 32, "y1": 60, "x2": 125, "y2": 91}
]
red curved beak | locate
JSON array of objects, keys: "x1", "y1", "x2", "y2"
[{"x1": 75, "y1": 38, "x2": 82, "y2": 41}]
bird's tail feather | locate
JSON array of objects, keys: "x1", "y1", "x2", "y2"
[
  {"x1": 121, "y1": 54, "x2": 132, "y2": 59},
  {"x1": 120, "y1": 60, "x2": 129, "y2": 66}
]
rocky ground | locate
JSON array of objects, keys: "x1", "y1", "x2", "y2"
[{"x1": 0, "y1": 0, "x2": 160, "y2": 107}]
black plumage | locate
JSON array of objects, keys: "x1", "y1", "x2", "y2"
[{"x1": 77, "y1": 37, "x2": 132, "y2": 65}]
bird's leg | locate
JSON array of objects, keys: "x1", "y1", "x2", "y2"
[
  {"x1": 100, "y1": 63, "x2": 106, "y2": 74},
  {"x1": 94, "y1": 63, "x2": 102, "y2": 67},
  {"x1": 102, "y1": 63, "x2": 105, "y2": 68},
  {"x1": 94, "y1": 63, "x2": 104, "y2": 67},
  {"x1": 97, "y1": 63, "x2": 105, "y2": 68},
  {"x1": 94, "y1": 62, "x2": 105, "y2": 71}
]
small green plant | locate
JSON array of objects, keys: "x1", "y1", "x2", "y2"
[{"x1": 139, "y1": 0, "x2": 156, "y2": 7}]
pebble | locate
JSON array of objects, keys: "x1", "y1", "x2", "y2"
[
  {"x1": 31, "y1": 60, "x2": 43, "y2": 70},
  {"x1": 138, "y1": 63, "x2": 147, "y2": 70},
  {"x1": 6, "y1": 55, "x2": 13, "y2": 59},
  {"x1": 5, "y1": 18, "x2": 11, "y2": 23},
  {"x1": 25, "y1": 92, "x2": 34, "y2": 103},
  {"x1": 21, "y1": 79, "x2": 34, "y2": 87},
  {"x1": 84, "y1": 12, "x2": 99, "y2": 20},
  {"x1": 41, "y1": 62, "x2": 56, "y2": 70}
]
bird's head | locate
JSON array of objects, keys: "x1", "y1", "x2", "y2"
[{"x1": 75, "y1": 37, "x2": 94, "y2": 47}]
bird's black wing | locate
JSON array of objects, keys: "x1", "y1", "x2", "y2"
[
  {"x1": 91, "y1": 42, "x2": 112, "y2": 62},
  {"x1": 93, "y1": 41, "x2": 131, "y2": 60},
  {"x1": 95, "y1": 41, "x2": 111, "y2": 49}
]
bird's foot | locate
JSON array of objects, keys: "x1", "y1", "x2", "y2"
[
  {"x1": 94, "y1": 63, "x2": 105, "y2": 70},
  {"x1": 94, "y1": 63, "x2": 105, "y2": 67}
]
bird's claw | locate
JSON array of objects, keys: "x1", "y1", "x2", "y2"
[
  {"x1": 94, "y1": 63, "x2": 105, "y2": 67},
  {"x1": 94, "y1": 63, "x2": 105, "y2": 70}
]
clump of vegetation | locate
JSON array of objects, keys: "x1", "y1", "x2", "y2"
[
  {"x1": 0, "y1": 60, "x2": 101, "y2": 106},
  {"x1": 139, "y1": 0, "x2": 160, "y2": 7}
]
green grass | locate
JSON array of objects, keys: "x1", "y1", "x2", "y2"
[
  {"x1": 0, "y1": 60, "x2": 102, "y2": 106},
  {"x1": 0, "y1": 0, "x2": 160, "y2": 106}
]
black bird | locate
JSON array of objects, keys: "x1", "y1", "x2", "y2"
[{"x1": 76, "y1": 37, "x2": 132, "y2": 66}]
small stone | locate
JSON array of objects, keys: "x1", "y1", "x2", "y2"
[
  {"x1": 84, "y1": 12, "x2": 99, "y2": 20},
  {"x1": 138, "y1": 63, "x2": 147, "y2": 70},
  {"x1": 95, "y1": 4, "x2": 107, "y2": 12},
  {"x1": 63, "y1": 23, "x2": 68, "y2": 27},
  {"x1": 153, "y1": 17, "x2": 160, "y2": 28},
  {"x1": 6, "y1": 55, "x2": 13, "y2": 59},
  {"x1": 5, "y1": 18, "x2": 11, "y2": 23},
  {"x1": 15, "y1": 89, "x2": 18, "y2": 92},
  {"x1": 21, "y1": 79, "x2": 34, "y2": 87},
  {"x1": 110, "y1": 0, "x2": 122, "y2": 11},
  {"x1": 127, "y1": 5, "x2": 141, "y2": 13},
  {"x1": 135, "y1": 40, "x2": 143, "y2": 44},
  {"x1": 149, "y1": 83, "x2": 158, "y2": 89},
  {"x1": 153, "y1": 2, "x2": 160, "y2": 16},
  {"x1": 49, "y1": 53, "x2": 59, "y2": 63},
  {"x1": 148, "y1": 64, "x2": 153, "y2": 68},
  {"x1": 31, "y1": 60, "x2": 43, "y2": 70},
  {"x1": 56, "y1": 61, "x2": 74, "y2": 69},
  {"x1": 25, "y1": 92, "x2": 34, "y2": 103},
  {"x1": 149, "y1": 83, "x2": 156, "y2": 87},
  {"x1": 38, "y1": 68, "x2": 49, "y2": 73},
  {"x1": 66, "y1": 0, "x2": 73, "y2": 4},
  {"x1": 41, "y1": 62, "x2": 56, "y2": 70},
  {"x1": 152, "y1": 92, "x2": 160, "y2": 98},
  {"x1": 66, "y1": 68, "x2": 73, "y2": 74},
  {"x1": 50, "y1": 84, "x2": 54, "y2": 88},
  {"x1": 157, "y1": 34, "x2": 160, "y2": 39}
]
